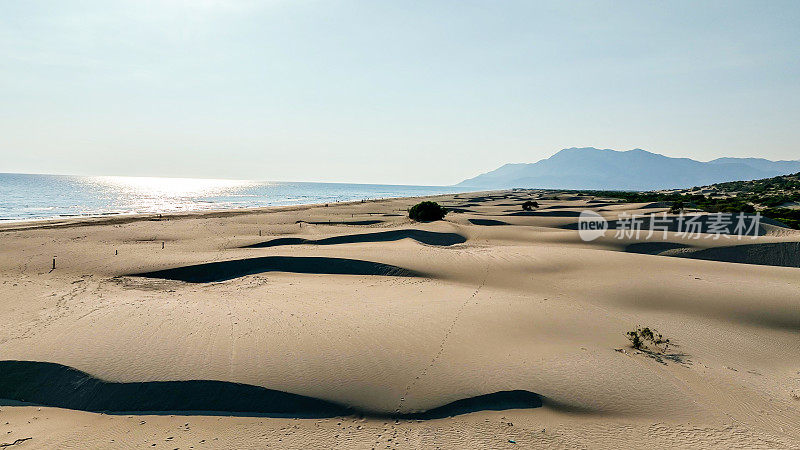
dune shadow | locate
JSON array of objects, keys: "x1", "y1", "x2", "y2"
[
  {"x1": 508, "y1": 210, "x2": 582, "y2": 217},
  {"x1": 625, "y1": 242, "x2": 692, "y2": 255},
  {"x1": 0, "y1": 361, "x2": 543, "y2": 419},
  {"x1": 298, "y1": 220, "x2": 383, "y2": 226},
  {"x1": 622, "y1": 236, "x2": 800, "y2": 268},
  {"x1": 541, "y1": 205, "x2": 587, "y2": 209},
  {"x1": 132, "y1": 256, "x2": 422, "y2": 283},
  {"x1": 468, "y1": 218, "x2": 511, "y2": 226},
  {"x1": 465, "y1": 196, "x2": 497, "y2": 203},
  {"x1": 638, "y1": 201, "x2": 672, "y2": 209},
  {"x1": 396, "y1": 390, "x2": 542, "y2": 420},
  {"x1": 445, "y1": 207, "x2": 475, "y2": 213},
  {"x1": 561, "y1": 214, "x2": 779, "y2": 236},
  {"x1": 538, "y1": 396, "x2": 602, "y2": 415},
  {"x1": 675, "y1": 241, "x2": 800, "y2": 268},
  {"x1": 586, "y1": 201, "x2": 620, "y2": 207},
  {"x1": 0, "y1": 361, "x2": 349, "y2": 418},
  {"x1": 245, "y1": 230, "x2": 466, "y2": 248}
]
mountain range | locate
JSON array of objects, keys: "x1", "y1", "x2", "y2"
[{"x1": 457, "y1": 147, "x2": 800, "y2": 191}]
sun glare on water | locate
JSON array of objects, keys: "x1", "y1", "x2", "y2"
[
  {"x1": 83, "y1": 176, "x2": 259, "y2": 214},
  {"x1": 90, "y1": 176, "x2": 255, "y2": 197}
]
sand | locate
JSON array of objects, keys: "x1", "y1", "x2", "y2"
[{"x1": 1, "y1": 191, "x2": 799, "y2": 448}]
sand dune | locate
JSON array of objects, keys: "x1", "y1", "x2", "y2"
[
  {"x1": 625, "y1": 241, "x2": 692, "y2": 255},
  {"x1": 560, "y1": 213, "x2": 785, "y2": 236},
  {"x1": 0, "y1": 190, "x2": 798, "y2": 448},
  {"x1": 0, "y1": 361, "x2": 543, "y2": 420},
  {"x1": 467, "y1": 218, "x2": 510, "y2": 226},
  {"x1": 299, "y1": 219, "x2": 384, "y2": 226},
  {"x1": 133, "y1": 256, "x2": 422, "y2": 283},
  {"x1": 627, "y1": 240, "x2": 800, "y2": 268},
  {"x1": 673, "y1": 241, "x2": 800, "y2": 268},
  {"x1": 507, "y1": 210, "x2": 583, "y2": 217},
  {"x1": 244, "y1": 229, "x2": 466, "y2": 248},
  {"x1": 0, "y1": 360, "x2": 347, "y2": 417}
]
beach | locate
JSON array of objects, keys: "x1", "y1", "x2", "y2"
[{"x1": 1, "y1": 190, "x2": 799, "y2": 448}]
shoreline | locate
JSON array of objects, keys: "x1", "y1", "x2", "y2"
[{"x1": 0, "y1": 189, "x2": 500, "y2": 232}]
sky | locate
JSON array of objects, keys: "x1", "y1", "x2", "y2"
[{"x1": 1, "y1": 1, "x2": 798, "y2": 185}]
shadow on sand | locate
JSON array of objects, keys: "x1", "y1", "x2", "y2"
[
  {"x1": 0, "y1": 361, "x2": 543, "y2": 419},
  {"x1": 468, "y1": 218, "x2": 511, "y2": 226},
  {"x1": 508, "y1": 210, "x2": 583, "y2": 217},
  {"x1": 298, "y1": 220, "x2": 383, "y2": 226},
  {"x1": 0, "y1": 361, "x2": 346, "y2": 418},
  {"x1": 400, "y1": 390, "x2": 542, "y2": 420},
  {"x1": 245, "y1": 230, "x2": 466, "y2": 248},
  {"x1": 561, "y1": 214, "x2": 782, "y2": 236},
  {"x1": 445, "y1": 207, "x2": 475, "y2": 213},
  {"x1": 625, "y1": 242, "x2": 692, "y2": 255},
  {"x1": 675, "y1": 241, "x2": 800, "y2": 268},
  {"x1": 132, "y1": 256, "x2": 422, "y2": 283},
  {"x1": 626, "y1": 241, "x2": 800, "y2": 268}
]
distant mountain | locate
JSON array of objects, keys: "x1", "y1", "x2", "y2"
[
  {"x1": 457, "y1": 147, "x2": 800, "y2": 191},
  {"x1": 708, "y1": 157, "x2": 800, "y2": 174}
]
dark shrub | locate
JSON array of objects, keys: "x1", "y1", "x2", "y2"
[
  {"x1": 409, "y1": 201, "x2": 448, "y2": 222},
  {"x1": 626, "y1": 331, "x2": 642, "y2": 349},
  {"x1": 762, "y1": 207, "x2": 800, "y2": 229},
  {"x1": 626, "y1": 327, "x2": 670, "y2": 353},
  {"x1": 668, "y1": 200, "x2": 685, "y2": 214},
  {"x1": 522, "y1": 201, "x2": 539, "y2": 211}
]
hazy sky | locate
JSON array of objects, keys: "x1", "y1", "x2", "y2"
[{"x1": 1, "y1": 1, "x2": 798, "y2": 185}]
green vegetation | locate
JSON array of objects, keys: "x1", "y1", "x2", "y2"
[
  {"x1": 576, "y1": 190, "x2": 754, "y2": 212},
  {"x1": 761, "y1": 208, "x2": 800, "y2": 229},
  {"x1": 408, "y1": 201, "x2": 448, "y2": 222},
  {"x1": 570, "y1": 172, "x2": 800, "y2": 229},
  {"x1": 668, "y1": 200, "x2": 685, "y2": 214},
  {"x1": 522, "y1": 200, "x2": 539, "y2": 211},
  {"x1": 627, "y1": 327, "x2": 670, "y2": 353},
  {"x1": 712, "y1": 172, "x2": 800, "y2": 193}
]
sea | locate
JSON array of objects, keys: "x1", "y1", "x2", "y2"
[{"x1": 0, "y1": 173, "x2": 469, "y2": 222}]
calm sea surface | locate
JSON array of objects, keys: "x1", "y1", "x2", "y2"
[{"x1": 0, "y1": 173, "x2": 468, "y2": 222}]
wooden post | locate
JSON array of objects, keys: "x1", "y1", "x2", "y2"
[{"x1": 52, "y1": 257, "x2": 56, "y2": 270}]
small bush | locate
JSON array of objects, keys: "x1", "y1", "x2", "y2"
[
  {"x1": 409, "y1": 201, "x2": 448, "y2": 222},
  {"x1": 626, "y1": 330, "x2": 643, "y2": 349},
  {"x1": 626, "y1": 326, "x2": 670, "y2": 353},
  {"x1": 522, "y1": 201, "x2": 539, "y2": 211},
  {"x1": 668, "y1": 201, "x2": 685, "y2": 214}
]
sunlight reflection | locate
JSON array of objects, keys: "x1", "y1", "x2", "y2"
[{"x1": 89, "y1": 176, "x2": 257, "y2": 198}]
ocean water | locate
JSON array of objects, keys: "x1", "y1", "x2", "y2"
[{"x1": 0, "y1": 173, "x2": 468, "y2": 222}]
